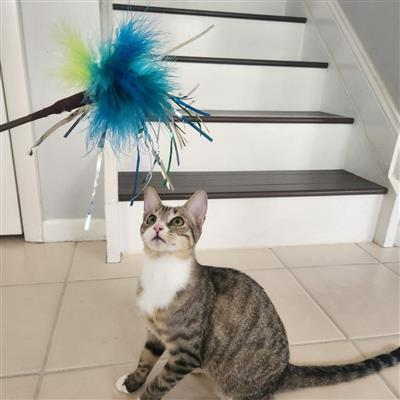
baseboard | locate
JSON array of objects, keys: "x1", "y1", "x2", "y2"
[{"x1": 43, "y1": 218, "x2": 106, "y2": 242}]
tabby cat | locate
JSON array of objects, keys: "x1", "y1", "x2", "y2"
[{"x1": 116, "y1": 187, "x2": 399, "y2": 400}]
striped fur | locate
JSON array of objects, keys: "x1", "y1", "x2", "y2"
[
  {"x1": 118, "y1": 188, "x2": 400, "y2": 400},
  {"x1": 275, "y1": 347, "x2": 400, "y2": 393}
]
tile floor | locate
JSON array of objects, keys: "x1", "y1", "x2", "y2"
[{"x1": 1, "y1": 238, "x2": 399, "y2": 399}]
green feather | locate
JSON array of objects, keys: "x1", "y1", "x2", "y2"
[{"x1": 56, "y1": 24, "x2": 93, "y2": 89}]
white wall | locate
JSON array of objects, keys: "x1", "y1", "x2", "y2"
[
  {"x1": 338, "y1": 0, "x2": 400, "y2": 110},
  {"x1": 19, "y1": 0, "x2": 104, "y2": 220}
]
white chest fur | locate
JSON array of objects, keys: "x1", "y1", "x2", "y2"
[{"x1": 137, "y1": 254, "x2": 193, "y2": 315}]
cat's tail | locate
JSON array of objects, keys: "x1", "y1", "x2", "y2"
[{"x1": 275, "y1": 347, "x2": 400, "y2": 392}]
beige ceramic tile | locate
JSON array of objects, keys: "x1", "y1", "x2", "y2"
[
  {"x1": 68, "y1": 241, "x2": 143, "y2": 281},
  {"x1": 358, "y1": 242, "x2": 400, "y2": 263},
  {"x1": 0, "y1": 237, "x2": 74, "y2": 285},
  {"x1": 46, "y1": 278, "x2": 147, "y2": 371},
  {"x1": 293, "y1": 264, "x2": 400, "y2": 338},
  {"x1": 0, "y1": 375, "x2": 38, "y2": 400},
  {"x1": 354, "y1": 335, "x2": 400, "y2": 397},
  {"x1": 196, "y1": 247, "x2": 283, "y2": 271},
  {"x1": 39, "y1": 362, "x2": 217, "y2": 399},
  {"x1": 385, "y1": 262, "x2": 400, "y2": 276},
  {"x1": 1, "y1": 284, "x2": 63, "y2": 376},
  {"x1": 272, "y1": 243, "x2": 376, "y2": 268},
  {"x1": 276, "y1": 341, "x2": 396, "y2": 399},
  {"x1": 247, "y1": 270, "x2": 344, "y2": 345}
]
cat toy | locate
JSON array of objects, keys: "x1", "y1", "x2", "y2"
[{"x1": 0, "y1": 19, "x2": 214, "y2": 229}]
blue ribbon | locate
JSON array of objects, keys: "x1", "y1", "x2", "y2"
[
  {"x1": 64, "y1": 112, "x2": 86, "y2": 138},
  {"x1": 130, "y1": 146, "x2": 141, "y2": 206},
  {"x1": 171, "y1": 96, "x2": 211, "y2": 117},
  {"x1": 180, "y1": 116, "x2": 213, "y2": 142}
]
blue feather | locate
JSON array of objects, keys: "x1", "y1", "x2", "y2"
[{"x1": 86, "y1": 19, "x2": 174, "y2": 152}]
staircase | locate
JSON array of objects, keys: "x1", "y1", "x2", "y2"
[{"x1": 109, "y1": 2, "x2": 389, "y2": 258}]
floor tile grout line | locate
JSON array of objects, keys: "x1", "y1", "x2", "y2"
[
  {"x1": 38, "y1": 360, "x2": 139, "y2": 377},
  {"x1": 354, "y1": 243, "x2": 400, "y2": 278},
  {"x1": 1, "y1": 372, "x2": 41, "y2": 379},
  {"x1": 32, "y1": 242, "x2": 78, "y2": 400},
  {"x1": 5, "y1": 262, "x2": 390, "y2": 288},
  {"x1": 355, "y1": 243, "x2": 400, "y2": 264},
  {"x1": 381, "y1": 263, "x2": 400, "y2": 277},
  {"x1": 270, "y1": 248, "x2": 352, "y2": 341},
  {"x1": 67, "y1": 274, "x2": 140, "y2": 284},
  {"x1": 271, "y1": 247, "x2": 399, "y2": 398},
  {"x1": 272, "y1": 261, "x2": 381, "y2": 270},
  {"x1": 0, "y1": 280, "x2": 65, "y2": 288},
  {"x1": 349, "y1": 332, "x2": 400, "y2": 341},
  {"x1": 371, "y1": 262, "x2": 399, "y2": 279}
]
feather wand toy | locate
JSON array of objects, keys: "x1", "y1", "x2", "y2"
[{"x1": 0, "y1": 19, "x2": 214, "y2": 229}]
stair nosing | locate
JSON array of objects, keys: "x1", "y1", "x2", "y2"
[
  {"x1": 118, "y1": 170, "x2": 387, "y2": 201},
  {"x1": 174, "y1": 112, "x2": 354, "y2": 124},
  {"x1": 165, "y1": 56, "x2": 328, "y2": 68},
  {"x1": 113, "y1": 4, "x2": 307, "y2": 23}
]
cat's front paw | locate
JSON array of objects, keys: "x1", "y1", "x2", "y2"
[{"x1": 115, "y1": 373, "x2": 143, "y2": 397}]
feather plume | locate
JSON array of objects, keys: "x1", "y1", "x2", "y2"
[{"x1": 60, "y1": 19, "x2": 175, "y2": 153}]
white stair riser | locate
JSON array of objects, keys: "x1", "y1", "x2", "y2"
[
  {"x1": 118, "y1": 123, "x2": 351, "y2": 171},
  {"x1": 119, "y1": 1, "x2": 288, "y2": 15},
  {"x1": 119, "y1": 194, "x2": 384, "y2": 253},
  {"x1": 174, "y1": 63, "x2": 325, "y2": 110},
  {"x1": 115, "y1": 11, "x2": 303, "y2": 60}
]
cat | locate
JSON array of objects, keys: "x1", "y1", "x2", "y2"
[{"x1": 116, "y1": 186, "x2": 400, "y2": 400}]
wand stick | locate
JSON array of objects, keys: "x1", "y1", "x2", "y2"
[{"x1": 0, "y1": 91, "x2": 87, "y2": 132}]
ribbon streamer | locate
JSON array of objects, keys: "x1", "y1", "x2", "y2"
[
  {"x1": 84, "y1": 131, "x2": 106, "y2": 231},
  {"x1": 164, "y1": 25, "x2": 215, "y2": 55},
  {"x1": 179, "y1": 114, "x2": 213, "y2": 142},
  {"x1": 28, "y1": 108, "x2": 85, "y2": 155},
  {"x1": 64, "y1": 110, "x2": 87, "y2": 138},
  {"x1": 151, "y1": 148, "x2": 174, "y2": 191},
  {"x1": 129, "y1": 146, "x2": 141, "y2": 206},
  {"x1": 172, "y1": 96, "x2": 210, "y2": 117}
]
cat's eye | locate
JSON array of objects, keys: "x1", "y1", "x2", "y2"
[
  {"x1": 146, "y1": 214, "x2": 157, "y2": 225},
  {"x1": 169, "y1": 216, "x2": 184, "y2": 227}
]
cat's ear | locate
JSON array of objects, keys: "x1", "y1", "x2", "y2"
[
  {"x1": 185, "y1": 190, "x2": 208, "y2": 224},
  {"x1": 143, "y1": 186, "x2": 161, "y2": 213}
]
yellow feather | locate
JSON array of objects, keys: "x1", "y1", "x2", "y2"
[{"x1": 56, "y1": 24, "x2": 93, "y2": 89}]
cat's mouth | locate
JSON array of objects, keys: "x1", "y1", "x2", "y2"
[{"x1": 152, "y1": 234, "x2": 166, "y2": 243}]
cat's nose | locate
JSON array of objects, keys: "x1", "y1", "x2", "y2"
[{"x1": 153, "y1": 224, "x2": 164, "y2": 233}]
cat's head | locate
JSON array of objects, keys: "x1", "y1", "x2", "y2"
[{"x1": 140, "y1": 187, "x2": 208, "y2": 253}]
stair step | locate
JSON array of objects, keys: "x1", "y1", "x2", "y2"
[
  {"x1": 114, "y1": 5, "x2": 305, "y2": 60},
  {"x1": 118, "y1": 170, "x2": 387, "y2": 202},
  {"x1": 113, "y1": 4, "x2": 307, "y2": 24},
  {"x1": 175, "y1": 63, "x2": 325, "y2": 110},
  {"x1": 169, "y1": 56, "x2": 328, "y2": 69},
  {"x1": 179, "y1": 111, "x2": 354, "y2": 124},
  {"x1": 118, "y1": 123, "x2": 352, "y2": 172}
]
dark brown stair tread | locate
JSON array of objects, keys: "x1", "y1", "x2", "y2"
[
  {"x1": 118, "y1": 170, "x2": 387, "y2": 201},
  {"x1": 113, "y1": 4, "x2": 307, "y2": 23},
  {"x1": 179, "y1": 111, "x2": 354, "y2": 124},
  {"x1": 168, "y1": 56, "x2": 328, "y2": 68}
]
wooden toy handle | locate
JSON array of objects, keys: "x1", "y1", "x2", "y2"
[{"x1": 0, "y1": 91, "x2": 88, "y2": 132}]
